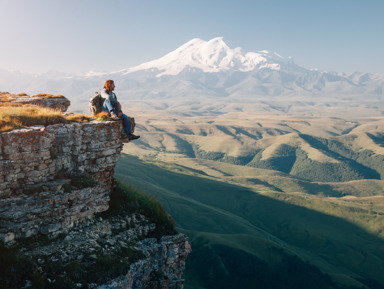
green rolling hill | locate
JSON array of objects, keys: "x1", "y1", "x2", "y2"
[
  {"x1": 115, "y1": 115, "x2": 384, "y2": 289},
  {"x1": 115, "y1": 154, "x2": 384, "y2": 289}
]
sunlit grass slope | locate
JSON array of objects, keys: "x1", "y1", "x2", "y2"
[
  {"x1": 0, "y1": 107, "x2": 68, "y2": 132},
  {"x1": 125, "y1": 116, "x2": 384, "y2": 182},
  {"x1": 116, "y1": 154, "x2": 384, "y2": 289}
]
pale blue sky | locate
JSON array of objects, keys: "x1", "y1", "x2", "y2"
[{"x1": 0, "y1": 0, "x2": 383, "y2": 74}]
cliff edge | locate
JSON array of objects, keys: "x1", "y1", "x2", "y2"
[{"x1": 0, "y1": 93, "x2": 191, "y2": 289}]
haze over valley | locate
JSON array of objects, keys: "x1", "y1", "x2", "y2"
[
  {"x1": 2, "y1": 37, "x2": 384, "y2": 289},
  {"x1": 1, "y1": 37, "x2": 383, "y2": 115}
]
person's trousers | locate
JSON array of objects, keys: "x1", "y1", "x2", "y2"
[
  {"x1": 121, "y1": 113, "x2": 132, "y2": 134},
  {"x1": 102, "y1": 99, "x2": 132, "y2": 134}
]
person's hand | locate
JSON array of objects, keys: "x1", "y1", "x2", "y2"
[{"x1": 118, "y1": 111, "x2": 123, "y2": 117}]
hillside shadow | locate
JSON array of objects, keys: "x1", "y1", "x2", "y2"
[
  {"x1": 167, "y1": 133, "x2": 196, "y2": 158},
  {"x1": 231, "y1": 127, "x2": 263, "y2": 141},
  {"x1": 215, "y1": 125, "x2": 236, "y2": 137},
  {"x1": 296, "y1": 179, "x2": 342, "y2": 197},
  {"x1": 367, "y1": 132, "x2": 384, "y2": 147},
  {"x1": 116, "y1": 154, "x2": 384, "y2": 289},
  {"x1": 247, "y1": 178, "x2": 284, "y2": 192}
]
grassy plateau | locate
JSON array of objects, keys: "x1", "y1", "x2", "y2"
[{"x1": 115, "y1": 108, "x2": 384, "y2": 289}]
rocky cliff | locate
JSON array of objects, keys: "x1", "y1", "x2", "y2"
[
  {"x1": 0, "y1": 94, "x2": 191, "y2": 289},
  {"x1": 0, "y1": 121, "x2": 122, "y2": 242}
]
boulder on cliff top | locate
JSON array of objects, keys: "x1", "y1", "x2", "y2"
[{"x1": 0, "y1": 91, "x2": 71, "y2": 112}]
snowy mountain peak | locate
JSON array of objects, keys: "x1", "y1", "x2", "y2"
[{"x1": 120, "y1": 37, "x2": 296, "y2": 77}]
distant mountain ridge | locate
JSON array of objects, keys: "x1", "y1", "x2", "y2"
[
  {"x1": 117, "y1": 37, "x2": 298, "y2": 77},
  {"x1": 0, "y1": 37, "x2": 383, "y2": 111}
]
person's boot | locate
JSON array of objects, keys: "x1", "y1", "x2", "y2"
[
  {"x1": 110, "y1": 113, "x2": 121, "y2": 120},
  {"x1": 127, "y1": 134, "x2": 140, "y2": 140}
]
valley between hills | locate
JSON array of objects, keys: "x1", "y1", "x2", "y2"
[{"x1": 114, "y1": 101, "x2": 384, "y2": 289}]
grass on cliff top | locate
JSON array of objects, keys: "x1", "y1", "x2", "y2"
[
  {"x1": 1, "y1": 92, "x2": 64, "y2": 99},
  {"x1": 0, "y1": 107, "x2": 68, "y2": 132},
  {"x1": 93, "y1": 111, "x2": 110, "y2": 121},
  {"x1": 0, "y1": 107, "x2": 94, "y2": 132},
  {"x1": 33, "y1": 93, "x2": 65, "y2": 98},
  {"x1": 0, "y1": 106, "x2": 114, "y2": 132}
]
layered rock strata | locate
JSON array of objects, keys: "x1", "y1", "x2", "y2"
[
  {"x1": 21, "y1": 213, "x2": 191, "y2": 289},
  {"x1": 0, "y1": 121, "x2": 123, "y2": 242}
]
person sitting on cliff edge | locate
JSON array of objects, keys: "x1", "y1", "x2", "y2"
[{"x1": 101, "y1": 79, "x2": 140, "y2": 141}]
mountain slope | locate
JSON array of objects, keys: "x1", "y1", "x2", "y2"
[
  {"x1": 115, "y1": 154, "x2": 384, "y2": 289},
  {"x1": 118, "y1": 37, "x2": 298, "y2": 77},
  {"x1": 110, "y1": 37, "x2": 383, "y2": 100},
  {"x1": 1, "y1": 37, "x2": 384, "y2": 113}
]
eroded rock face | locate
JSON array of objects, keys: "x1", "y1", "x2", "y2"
[
  {"x1": 0, "y1": 121, "x2": 123, "y2": 242},
  {"x1": 0, "y1": 182, "x2": 109, "y2": 242},
  {"x1": 18, "y1": 213, "x2": 190, "y2": 289},
  {"x1": 97, "y1": 234, "x2": 192, "y2": 289},
  {"x1": 0, "y1": 121, "x2": 123, "y2": 193}
]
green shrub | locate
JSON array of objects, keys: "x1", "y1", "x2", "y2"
[
  {"x1": 55, "y1": 171, "x2": 97, "y2": 191},
  {"x1": 0, "y1": 242, "x2": 38, "y2": 289},
  {"x1": 102, "y1": 181, "x2": 177, "y2": 238},
  {"x1": 70, "y1": 174, "x2": 97, "y2": 189}
]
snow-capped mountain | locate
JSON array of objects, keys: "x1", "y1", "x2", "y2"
[
  {"x1": 0, "y1": 37, "x2": 383, "y2": 112},
  {"x1": 118, "y1": 37, "x2": 299, "y2": 77}
]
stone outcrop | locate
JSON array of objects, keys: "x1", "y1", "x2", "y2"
[
  {"x1": 0, "y1": 92, "x2": 71, "y2": 112},
  {"x1": 0, "y1": 93, "x2": 191, "y2": 289},
  {"x1": 0, "y1": 122, "x2": 123, "y2": 193}
]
